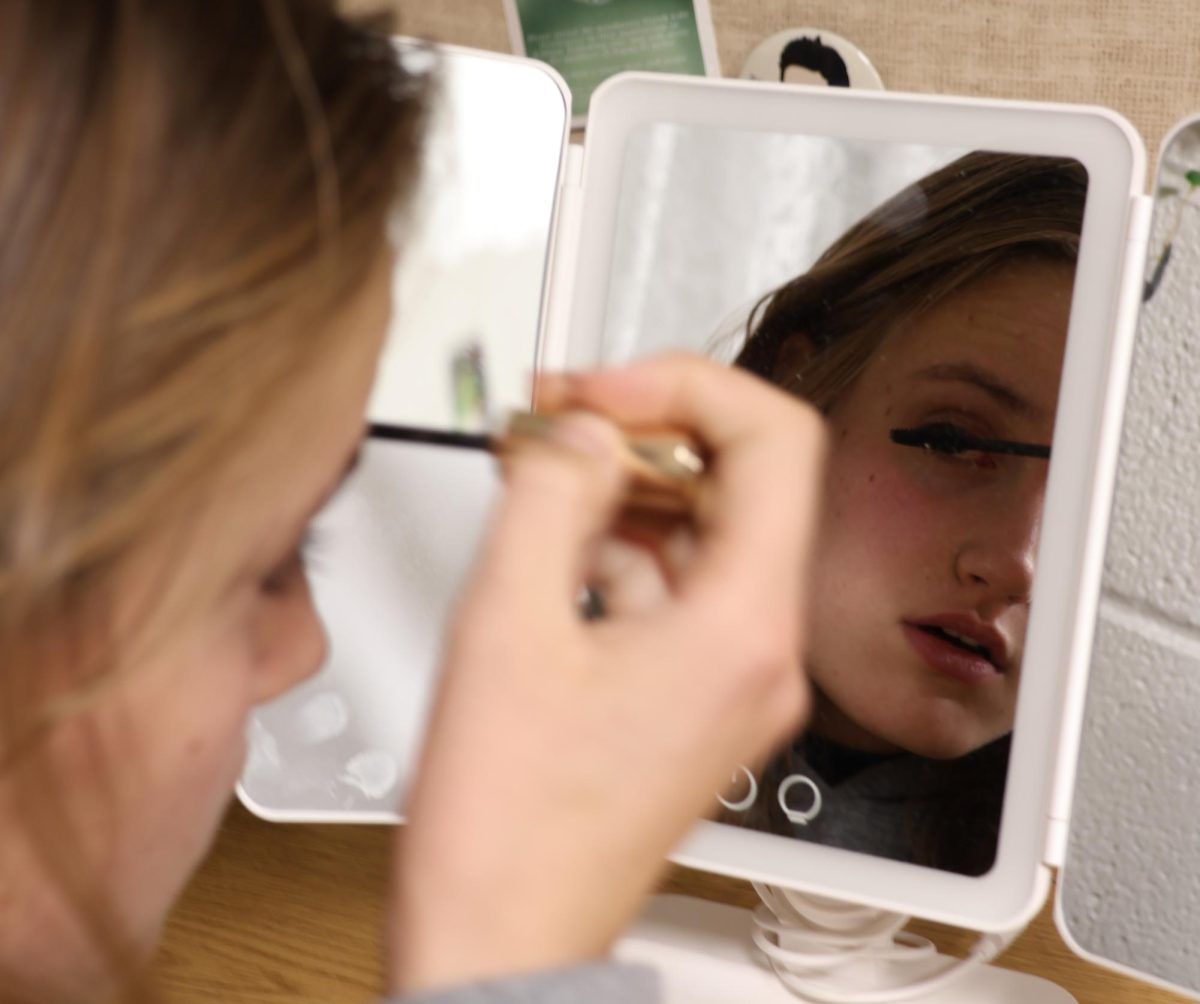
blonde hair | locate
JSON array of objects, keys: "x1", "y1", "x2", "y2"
[{"x1": 0, "y1": 0, "x2": 428, "y2": 994}]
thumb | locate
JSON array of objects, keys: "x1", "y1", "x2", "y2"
[{"x1": 476, "y1": 412, "x2": 629, "y2": 607}]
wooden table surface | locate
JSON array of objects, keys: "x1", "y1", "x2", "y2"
[
  {"x1": 149, "y1": 2, "x2": 1200, "y2": 1001},
  {"x1": 149, "y1": 805, "x2": 1193, "y2": 1003}
]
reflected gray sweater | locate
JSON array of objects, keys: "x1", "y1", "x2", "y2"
[{"x1": 389, "y1": 962, "x2": 658, "y2": 1003}]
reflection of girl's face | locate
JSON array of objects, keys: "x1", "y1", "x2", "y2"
[{"x1": 806, "y1": 259, "x2": 1073, "y2": 759}]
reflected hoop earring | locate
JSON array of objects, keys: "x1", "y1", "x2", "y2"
[
  {"x1": 777, "y1": 774, "x2": 822, "y2": 825},
  {"x1": 717, "y1": 765, "x2": 758, "y2": 813}
]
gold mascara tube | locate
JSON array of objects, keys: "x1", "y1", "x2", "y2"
[{"x1": 368, "y1": 413, "x2": 705, "y2": 517}]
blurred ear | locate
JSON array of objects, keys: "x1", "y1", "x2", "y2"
[{"x1": 769, "y1": 331, "x2": 818, "y2": 389}]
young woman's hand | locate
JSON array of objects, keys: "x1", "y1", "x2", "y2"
[{"x1": 388, "y1": 353, "x2": 826, "y2": 993}]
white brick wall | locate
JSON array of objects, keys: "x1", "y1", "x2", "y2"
[{"x1": 1061, "y1": 119, "x2": 1200, "y2": 990}]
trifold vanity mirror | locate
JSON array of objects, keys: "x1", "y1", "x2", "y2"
[{"x1": 239, "y1": 41, "x2": 1200, "y2": 1001}]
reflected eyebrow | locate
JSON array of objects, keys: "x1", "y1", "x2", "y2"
[{"x1": 912, "y1": 363, "x2": 1042, "y2": 418}]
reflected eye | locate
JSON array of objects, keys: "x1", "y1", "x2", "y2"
[{"x1": 890, "y1": 423, "x2": 1051, "y2": 461}]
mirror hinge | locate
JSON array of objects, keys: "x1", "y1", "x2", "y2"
[{"x1": 1044, "y1": 814, "x2": 1069, "y2": 869}]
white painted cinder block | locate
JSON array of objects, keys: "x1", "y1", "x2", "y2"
[
  {"x1": 1060, "y1": 122, "x2": 1200, "y2": 992},
  {"x1": 1103, "y1": 124, "x2": 1200, "y2": 625}
]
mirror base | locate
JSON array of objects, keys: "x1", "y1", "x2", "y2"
[{"x1": 616, "y1": 895, "x2": 1075, "y2": 1003}]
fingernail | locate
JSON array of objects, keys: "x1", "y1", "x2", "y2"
[
  {"x1": 548, "y1": 411, "x2": 620, "y2": 461},
  {"x1": 533, "y1": 372, "x2": 574, "y2": 405}
]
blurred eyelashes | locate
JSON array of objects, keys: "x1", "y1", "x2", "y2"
[{"x1": 890, "y1": 423, "x2": 1051, "y2": 460}]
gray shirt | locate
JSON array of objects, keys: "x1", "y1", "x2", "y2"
[
  {"x1": 727, "y1": 733, "x2": 1010, "y2": 876},
  {"x1": 388, "y1": 962, "x2": 658, "y2": 1003}
]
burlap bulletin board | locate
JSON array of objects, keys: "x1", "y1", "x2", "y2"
[{"x1": 353, "y1": 0, "x2": 1200, "y2": 179}]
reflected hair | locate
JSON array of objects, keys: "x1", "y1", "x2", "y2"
[
  {"x1": 735, "y1": 151, "x2": 1086, "y2": 409},
  {"x1": 0, "y1": 1, "x2": 429, "y2": 998}
]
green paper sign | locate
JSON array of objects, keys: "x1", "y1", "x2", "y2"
[{"x1": 513, "y1": 0, "x2": 709, "y2": 121}]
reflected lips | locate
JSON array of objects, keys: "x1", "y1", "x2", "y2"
[{"x1": 901, "y1": 616, "x2": 1008, "y2": 684}]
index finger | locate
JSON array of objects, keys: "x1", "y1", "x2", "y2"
[{"x1": 537, "y1": 353, "x2": 827, "y2": 614}]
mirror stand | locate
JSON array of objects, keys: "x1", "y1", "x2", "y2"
[{"x1": 615, "y1": 895, "x2": 1076, "y2": 1003}]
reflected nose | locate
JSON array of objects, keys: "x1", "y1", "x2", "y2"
[{"x1": 953, "y1": 484, "x2": 1042, "y2": 606}]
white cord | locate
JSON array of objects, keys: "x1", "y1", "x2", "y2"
[{"x1": 751, "y1": 883, "x2": 1021, "y2": 1003}]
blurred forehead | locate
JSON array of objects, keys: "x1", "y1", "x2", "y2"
[
  {"x1": 228, "y1": 261, "x2": 391, "y2": 539},
  {"x1": 872, "y1": 259, "x2": 1074, "y2": 420}
]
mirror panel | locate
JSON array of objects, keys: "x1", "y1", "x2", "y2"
[
  {"x1": 243, "y1": 443, "x2": 496, "y2": 816},
  {"x1": 598, "y1": 123, "x2": 1087, "y2": 876},
  {"x1": 603, "y1": 125, "x2": 966, "y2": 360},
  {"x1": 1060, "y1": 118, "x2": 1200, "y2": 991},
  {"x1": 240, "y1": 44, "x2": 564, "y2": 817},
  {"x1": 368, "y1": 44, "x2": 566, "y2": 431}
]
